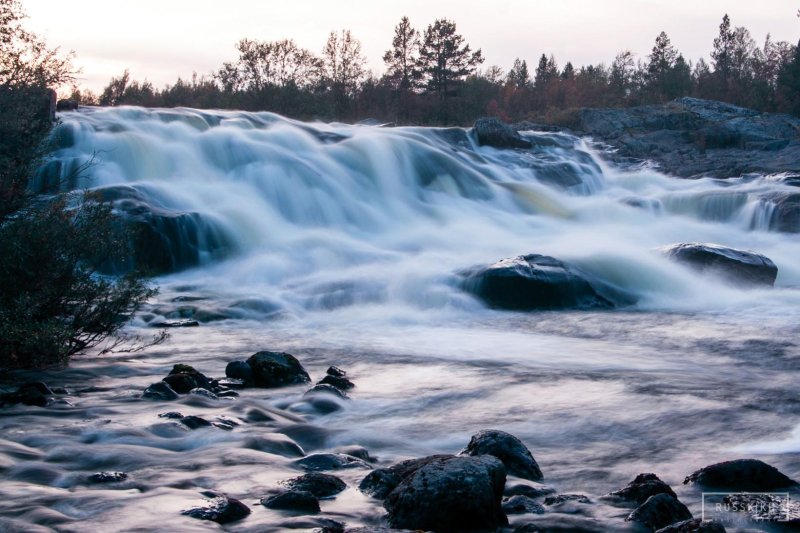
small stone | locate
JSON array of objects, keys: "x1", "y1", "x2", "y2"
[
  {"x1": 88, "y1": 471, "x2": 128, "y2": 483},
  {"x1": 460, "y1": 429, "x2": 543, "y2": 481},
  {"x1": 142, "y1": 381, "x2": 179, "y2": 401},
  {"x1": 326, "y1": 366, "x2": 347, "y2": 377},
  {"x1": 293, "y1": 453, "x2": 372, "y2": 472},
  {"x1": 544, "y1": 494, "x2": 591, "y2": 506},
  {"x1": 181, "y1": 495, "x2": 250, "y2": 524},
  {"x1": 261, "y1": 490, "x2": 320, "y2": 513},
  {"x1": 189, "y1": 388, "x2": 218, "y2": 400},
  {"x1": 281, "y1": 473, "x2": 347, "y2": 498},
  {"x1": 304, "y1": 384, "x2": 347, "y2": 400},
  {"x1": 180, "y1": 416, "x2": 212, "y2": 429},
  {"x1": 319, "y1": 375, "x2": 354, "y2": 391},
  {"x1": 158, "y1": 411, "x2": 184, "y2": 419},
  {"x1": 610, "y1": 473, "x2": 677, "y2": 505}
]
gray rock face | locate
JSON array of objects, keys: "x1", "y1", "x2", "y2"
[
  {"x1": 246, "y1": 351, "x2": 310, "y2": 388},
  {"x1": 627, "y1": 493, "x2": 693, "y2": 531},
  {"x1": 384, "y1": 455, "x2": 508, "y2": 532},
  {"x1": 474, "y1": 117, "x2": 532, "y2": 149},
  {"x1": 661, "y1": 243, "x2": 778, "y2": 286},
  {"x1": 461, "y1": 254, "x2": 634, "y2": 311},
  {"x1": 460, "y1": 429, "x2": 543, "y2": 482},
  {"x1": 683, "y1": 458, "x2": 797, "y2": 491},
  {"x1": 564, "y1": 97, "x2": 800, "y2": 178},
  {"x1": 609, "y1": 473, "x2": 678, "y2": 505}
]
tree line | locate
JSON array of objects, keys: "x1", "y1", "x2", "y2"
[{"x1": 71, "y1": 14, "x2": 800, "y2": 124}]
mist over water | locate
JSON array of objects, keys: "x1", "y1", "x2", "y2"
[{"x1": 3, "y1": 107, "x2": 800, "y2": 531}]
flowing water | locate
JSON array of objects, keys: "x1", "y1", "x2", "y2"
[{"x1": 2, "y1": 107, "x2": 800, "y2": 532}]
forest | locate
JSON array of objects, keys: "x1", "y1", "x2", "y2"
[{"x1": 69, "y1": 14, "x2": 800, "y2": 125}]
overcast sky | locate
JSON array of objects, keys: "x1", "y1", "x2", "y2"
[{"x1": 22, "y1": 0, "x2": 800, "y2": 93}]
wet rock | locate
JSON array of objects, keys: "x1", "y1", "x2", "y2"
[
  {"x1": 661, "y1": 243, "x2": 778, "y2": 286},
  {"x1": 151, "y1": 319, "x2": 199, "y2": 328},
  {"x1": 505, "y1": 483, "x2": 556, "y2": 498},
  {"x1": 88, "y1": 471, "x2": 128, "y2": 484},
  {"x1": 333, "y1": 445, "x2": 374, "y2": 462},
  {"x1": 544, "y1": 494, "x2": 591, "y2": 506},
  {"x1": 0, "y1": 382, "x2": 53, "y2": 407},
  {"x1": 655, "y1": 518, "x2": 728, "y2": 532},
  {"x1": 326, "y1": 366, "x2": 347, "y2": 378},
  {"x1": 359, "y1": 468, "x2": 402, "y2": 499},
  {"x1": 293, "y1": 453, "x2": 371, "y2": 472},
  {"x1": 278, "y1": 424, "x2": 332, "y2": 449},
  {"x1": 460, "y1": 429, "x2": 543, "y2": 482},
  {"x1": 626, "y1": 493, "x2": 693, "y2": 532},
  {"x1": 189, "y1": 388, "x2": 218, "y2": 400},
  {"x1": 766, "y1": 191, "x2": 800, "y2": 233},
  {"x1": 609, "y1": 473, "x2": 677, "y2": 505},
  {"x1": 211, "y1": 416, "x2": 240, "y2": 431},
  {"x1": 281, "y1": 473, "x2": 346, "y2": 499},
  {"x1": 142, "y1": 381, "x2": 179, "y2": 401},
  {"x1": 164, "y1": 364, "x2": 213, "y2": 393},
  {"x1": 243, "y1": 435, "x2": 305, "y2": 458},
  {"x1": 225, "y1": 360, "x2": 254, "y2": 385},
  {"x1": 474, "y1": 117, "x2": 532, "y2": 149},
  {"x1": 318, "y1": 374, "x2": 354, "y2": 391},
  {"x1": 305, "y1": 384, "x2": 348, "y2": 400},
  {"x1": 181, "y1": 494, "x2": 251, "y2": 524},
  {"x1": 683, "y1": 459, "x2": 797, "y2": 490},
  {"x1": 300, "y1": 386, "x2": 347, "y2": 414},
  {"x1": 384, "y1": 455, "x2": 508, "y2": 532},
  {"x1": 261, "y1": 490, "x2": 320, "y2": 513},
  {"x1": 720, "y1": 493, "x2": 799, "y2": 525},
  {"x1": 180, "y1": 415, "x2": 212, "y2": 430},
  {"x1": 216, "y1": 390, "x2": 239, "y2": 398},
  {"x1": 461, "y1": 254, "x2": 634, "y2": 311},
  {"x1": 247, "y1": 351, "x2": 310, "y2": 388},
  {"x1": 503, "y1": 495, "x2": 545, "y2": 515},
  {"x1": 158, "y1": 411, "x2": 184, "y2": 419}
]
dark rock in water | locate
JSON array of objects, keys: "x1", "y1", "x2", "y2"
[
  {"x1": 503, "y1": 495, "x2": 545, "y2": 515},
  {"x1": 261, "y1": 490, "x2": 320, "y2": 513},
  {"x1": 225, "y1": 360, "x2": 254, "y2": 385},
  {"x1": 88, "y1": 471, "x2": 128, "y2": 484},
  {"x1": 158, "y1": 411, "x2": 184, "y2": 419},
  {"x1": 162, "y1": 374, "x2": 199, "y2": 394},
  {"x1": 655, "y1": 518, "x2": 727, "y2": 532},
  {"x1": 216, "y1": 390, "x2": 239, "y2": 398},
  {"x1": 243, "y1": 435, "x2": 306, "y2": 458},
  {"x1": 56, "y1": 99, "x2": 79, "y2": 111},
  {"x1": 333, "y1": 445, "x2": 374, "y2": 462},
  {"x1": 180, "y1": 415, "x2": 212, "y2": 430},
  {"x1": 217, "y1": 377, "x2": 247, "y2": 390},
  {"x1": 277, "y1": 424, "x2": 332, "y2": 450},
  {"x1": 661, "y1": 243, "x2": 778, "y2": 286},
  {"x1": 609, "y1": 473, "x2": 677, "y2": 505},
  {"x1": 181, "y1": 495, "x2": 251, "y2": 524},
  {"x1": 318, "y1": 374, "x2": 355, "y2": 391},
  {"x1": 460, "y1": 429, "x2": 543, "y2": 482},
  {"x1": 766, "y1": 191, "x2": 800, "y2": 233},
  {"x1": 359, "y1": 468, "x2": 402, "y2": 499},
  {"x1": 142, "y1": 381, "x2": 179, "y2": 401},
  {"x1": 505, "y1": 483, "x2": 556, "y2": 498},
  {"x1": 189, "y1": 388, "x2": 218, "y2": 400},
  {"x1": 627, "y1": 494, "x2": 693, "y2": 532},
  {"x1": 384, "y1": 455, "x2": 508, "y2": 532},
  {"x1": 461, "y1": 254, "x2": 633, "y2": 311},
  {"x1": 544, "y1": 494, "x2": 591, "y2": 506},
  {"x1": 293, "y1": 453, "x2": 371, "y2": 472},
  {"x1": 246, "y1": 351, "x2": 310, "y2": 388},
  {"x1": 326, "y1": 366, "x2": 347, "y2": 378},
  {"x1": 474, "y1": 117, "x2": 532, "y2": 149},
  {"x1": 683, "y1": 458, "x2": 797, "y2": 490},
  {"x1": 281, "y1": 473, "x2": 346, "y2": 499},
  {"x1": 0, "y1": 382, "x2": 53, "y2": 407},
  {"x1": 151, "y1": 319, "x2": 199, "y2": 328},
  {"x1": 211, "y1": 416, "x2": 239, "y2": 431},
  {"x1": 305, "y1": 384, "x2": 348, "y2": 400},
  {"x1": 566, "y1": 97, "x2": 800, "y2": 178}
]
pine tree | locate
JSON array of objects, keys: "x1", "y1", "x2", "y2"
[
  {"x1": 383, "y1": 16, "x2": 421, "y2": 91},
  {"x1": 417, "y1": 18, "x2": 483, "y2": 101},
  {"x1": 507, "y1": 57, "x2": 531, "y2": 89}
]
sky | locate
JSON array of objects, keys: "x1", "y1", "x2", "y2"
[{"x1": 22, "y1": 0, "x2": 800, "y2": 93}]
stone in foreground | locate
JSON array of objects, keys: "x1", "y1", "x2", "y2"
[
  {"x1": 609, "y1": 473, "x2": 677, "y2": 505},
  {"x1": 384, "y1": 455, "x2": 508, "y2": 532},
  {"x1": 460, "y1": 429, "x2": 543, "y2": 481},
  {"x1": 660, "y1": 243, "x2": 778, "y2": 286},
  {"x1": 683, "y1": 458, "x2": 797, "y2": 491},
  {"x1": 181, "y1": 495, "x2": 250, "y2": 524},
  {"x1": 627, "y1": 494, "x2": 693, "y2": 532},
  {"x1": 246, "y1": 351, "x2": 310, "y2": 388}
]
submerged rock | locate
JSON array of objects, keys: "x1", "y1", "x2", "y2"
[
  {"x1": 142, "y1": 381, "x2": 179, "y2": 401},
  {"x1": 626, "y1": 494, "x2": 693, "y2": 532},
  {"x1": 655, "y1": 518, "x2": 727, "y2": 532},
  {"x1": 318, "y1": 374, "x2": 354, "y2": 391},
  {"x1": 261, "y1": 490, "x2": 320, "y2": 513},
  {"x1": 661, "y1": 243, "x2": 778, "y2": 286},
  {"x1": 281, "y1": 473, "x2": 346, "y2": 499},
  {"x1": 88, "y1": 471, "x2": 128, "y2": 484},
  {"x1": 181, "y1": 494, "x2": 250, "y2": 524},
  {"x1": 293, "y1": 453, "x2": 371, "y2": 472},
  {"x1": 609, "y1": 473, "x2": 677, "y2": 505},
  {"x1": 503, "y1": 495, "x2": 545, "y2": 515},
  {"x1": 460, "y1": 429, "x2": 543, "y2": 481},
  {"x1": 544, "y1": 494, "x2": 591, "y2": 506},
  {"x1": 243, "y1": 434, "x2": 305, "y2": 458},
  {"x1": 0, "y1": 382, "x2": 53, "y2": 407},
  {"x1": 246, "y1": 351, "x2": 310, "y2": 388},
  {"x1": 461, "y1": 254, "x2": 633, "y2": 311},
  {"x1": 474, "y1": 117, "x2": 532, "y2": 149},
  {"x1": 384, "y1": 455, "x2": 508, "y2": 532},
  {"x1": 683, "y1": 458, "x2": 797, "y2": 490}
]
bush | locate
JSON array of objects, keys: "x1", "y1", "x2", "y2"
[{"x1": 0, "y1": 0, "x2": 158, "y2": 368}]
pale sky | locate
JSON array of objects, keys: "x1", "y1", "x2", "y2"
[{"x1": 22, "y1": 0, "x2": 800, "y2": 93}]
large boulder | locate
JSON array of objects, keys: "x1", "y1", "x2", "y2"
[
  {"x1": 385, "y1": 455, "x2": 508, "y2": 532},
  {"x1": 683, "y1": 459, "x2": 797, "y2": 491},
  {"x1": 474, "y1": 117, "x2": 532, "y2": 149},
  {"x1": 626, "y1": 493, "x2": 693, "y2": 531},
  {"x1": 461, "y1": 254, "x2": 633, "y2": 310},
  {"x1": 459, "y1": 429, "x2": 543, "y2": 482},
  {"x1": 246, "y1": 351, "x2": 310, "y2": 388},
  {"x1": 661, "y1": 243, "x2": 778, "y2": 286},
  {"x1": 609, "y1": 473, "x2": 677, "y2": 505}
]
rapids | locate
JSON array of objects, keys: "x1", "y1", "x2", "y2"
[{"x1": 1, "y1": 107, "x2": 799, "y2": 531}]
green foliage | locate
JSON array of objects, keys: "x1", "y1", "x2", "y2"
[
  {"x1": 0, "y1": 0, "x2": 158, "y2": 369},
  {"x1": 417, "y1": 18, "x2": 484, "y2": 101}
]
